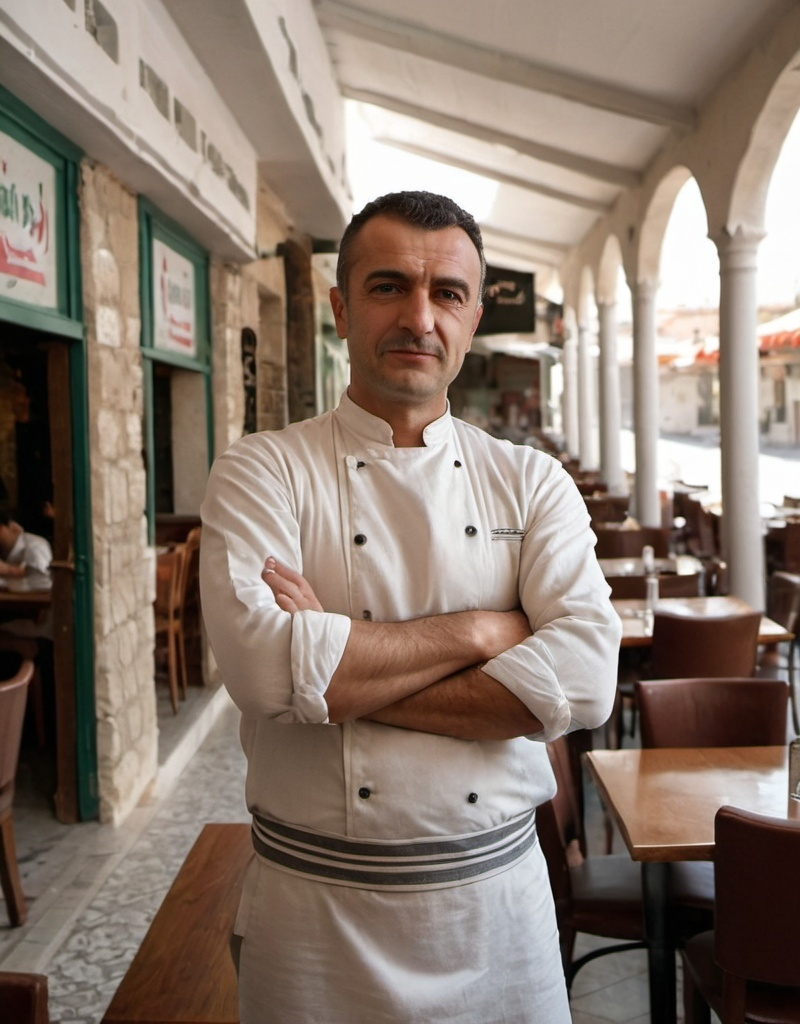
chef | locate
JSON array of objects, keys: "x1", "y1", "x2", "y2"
[{"x1": 200, "y1": 190, "x2": 620, "y2": 1024}]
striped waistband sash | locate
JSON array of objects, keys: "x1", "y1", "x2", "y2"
[{"x1": 250, "y1": 809, "x2": 537, "y2": 890}]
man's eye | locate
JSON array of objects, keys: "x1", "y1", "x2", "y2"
[
  {"x1": 439, "y1": 289, "x2": 463, "y2": 302},
  {"x1": 372, "y1": 282, "x2": 399, "y2": 294}
]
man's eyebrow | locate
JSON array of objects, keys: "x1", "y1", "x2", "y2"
[
  {"x1": 364, "y1": 269, "x2": 410, "y2": 286},
  {"x1": 363, "y1": 269, "x2": 473, "y2": 301}
]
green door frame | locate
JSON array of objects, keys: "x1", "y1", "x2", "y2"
[{"x1": 0, "y1": 85, "x2": 97, "y2": 819}]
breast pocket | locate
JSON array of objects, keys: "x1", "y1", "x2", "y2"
[{"x1": 485, "y1": 528, "x2": 524, "y2": 609}]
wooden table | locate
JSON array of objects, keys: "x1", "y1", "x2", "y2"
[
  {"x1": 0, "y1": 582, "x2": 51, "y2": 621},
  {"x1": 585, "y1": 746, "x2": 797, "y2": 1024},
  {"x1": 614, "y1": 594, "x2": 792, "y2": 647},
  {"x1": 102, "y1": 823, "x2": 252, "y2": 1024}
]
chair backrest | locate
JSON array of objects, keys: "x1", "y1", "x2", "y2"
[
  {"x1": 0, "y1": 971, "x2": 50, "y2": 1024},
  {"x1": 656, "y1": 573, "x2": 703, "y2": 598},
  {"x1": 0, "y1": 658, "x2": 35, "y2": 809},
  {"x1": 775, "y1": 521, "x2": 800, "y2": 574},
  {"x1": 635, "y1": 677, "x2": 788, "y2": 748},
  {"x1": 155, "y1": 547, "x2": 185, "y2": 622},
  {"x1": 682, "y1": 497, "x2": 718, "y2": 558},
  {"x1": 606, "y1": 572, "x2": 703, "y2": 601},
  {"x1": 179, "y1": 527, "x2": 202, "y2": 619},
  {"x1": 650, "y1": 611, "x2": 761, "y2": 679},
  {"x1": 639, "y1": 527, "x2": 672, "y2": 558},
  {"x1": 585, "y1": 495, "x2": 629, "y2": 525},
  {"x1": 713, "y1": 805, "x2": 800, "y2": 990},
  {"x1": 766, "y1": 569, "x2": 800, "y2": 632},
  {"x1": 606, "y1": 574, "x2": 647, "y2": 599},
  {"x1": 537, "y1": 736, "x2": 585, "y2": 904}
]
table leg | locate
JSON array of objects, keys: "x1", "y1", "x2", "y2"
[{"x1": 642, "y1": 861, "x2": 676, "y2": 1024}]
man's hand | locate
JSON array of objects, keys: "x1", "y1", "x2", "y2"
[
  {"x1": 262, "y1": 557, "x2": 323, "y2": 614},
  {"x1": 0, "y1": 561, "x2": 25, "y2": 579}
]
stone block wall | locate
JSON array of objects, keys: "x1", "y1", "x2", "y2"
[{"x1": 80, "y1": 161, "x2": 157, "y2": 824}]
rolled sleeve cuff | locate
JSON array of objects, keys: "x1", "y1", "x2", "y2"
[
  {"x1": 283, "y1": 609, "x2": 352, "y2": 723},
  {"x1": 481, "y1": 646, "x2": 571, "y2": 741}
]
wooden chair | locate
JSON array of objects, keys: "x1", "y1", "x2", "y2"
[
  {"x1": 0, "y1": 656, "x2": 35, "y2": 926},
  {"x1": 766, "y1": 569, "x2": 800, "y2": 733},
  {"x1": 0, "y1": 972, "x2": 50, "y2": 1023},
  {"x1": 682, "y1": 498, "x2": 719, "y2": 561},
  {"x1": 635, "y1": 677, "x2": 788, "y2": 749},
  {"x1": 649, "y1": 610, "x2": 761, "y2": 680},
  {"x1": 584, "y1": 495, "x2": 629, "y2": 525},
  {"x1": 682, "y1": 806, "x2": 800, "y2": 1024},
  {"x1": 177, "y1": 526, "x2": 201, "y2": 687},
  {"x1": 154, "y1": 546, "x2": 186, "y2": 714},
  {"x1": 609, "y1": 609, "x2": 762, "y2": 761},
  {"x1": 538, "y1": 735, "x2": 713, "y2": 993},
  {"x1": 0, "y1": 636, "x2": 45, "y2": 747}
]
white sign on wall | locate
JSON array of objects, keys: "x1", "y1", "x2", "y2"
[
  {"x1": 0, "y1": 130, "x2": 57, "y2": 308},
  {"x1": 153, "y1": 238, "x2": 196, "y2": 356}
]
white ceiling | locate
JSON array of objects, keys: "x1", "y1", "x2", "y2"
[{"x1": 312, "y1": 0, "x2": 797, "y2": 282}]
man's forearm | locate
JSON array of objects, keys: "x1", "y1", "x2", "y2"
[
  {"x1": 325, "y1": 609, "x2": 531, "y2": 723},
  {"x1": 362, "y1": 666, "x2": 543, "y2": 741},
  {"x1": 260, "y1": 557, "x2": 532, "y2": 724}
]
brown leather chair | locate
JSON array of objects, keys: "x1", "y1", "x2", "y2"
[
  {"x1": 0, "y1": 655, "x2": 35, "y2": 926},
  {"x1": 609, "y1": 609, "x2": 762, "y2": 769},
  {"x1": 538, "y1": 735, "x2": 713, "y2": 992},
  {"x1": 635, "y1": 677, "x2": 788, "y2": 749},
  {"x1": 682, "y1": 806, "x2": 800, "y2": 1024},
  {"x1": 585, "y1": 495, "x2": 629, "y2": 525},
  {"x1": 682, "y1": 498, "x2": 719, "y2": 561},
  {"x1": 649, "y1": 610, "x2": 761, "y2": 679},
  {"x1": 0, "y1": 971, "x2": 50, "y2": 1023}
]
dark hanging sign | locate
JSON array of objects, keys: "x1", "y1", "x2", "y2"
[{"x1": 476, "y1": 266, "x2": 535, "y2": 335}]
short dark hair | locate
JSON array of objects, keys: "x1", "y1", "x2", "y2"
[{"x1": 336, "y1": 191, "x2": 486, "y2": 300}]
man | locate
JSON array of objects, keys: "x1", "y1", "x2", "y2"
[
  {"x1": 200, "y1": 191, "x2": 620, "y2": 1023},
  {"x1": 0, "y1": 509, "x2": 52, "y2": 586}
]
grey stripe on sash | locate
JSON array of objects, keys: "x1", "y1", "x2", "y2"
[{"x1": 250, "y1": 809, "x2": 537, "y2": 889}]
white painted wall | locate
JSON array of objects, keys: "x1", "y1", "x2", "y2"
[{"x1": 0, "y1": 0, "x2": 258, "y2": 255}]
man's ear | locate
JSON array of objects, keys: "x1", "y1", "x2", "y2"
[
  {"x1": 329, "y1": 287, "x2": 348, "y2": 340},
  {"x1": 468, "y1": 303, "x2": 484, "y2": 350}
]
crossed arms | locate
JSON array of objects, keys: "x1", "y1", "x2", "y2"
[{"x1": 262, "y1": 557, "x2": 543, "y2": 741}]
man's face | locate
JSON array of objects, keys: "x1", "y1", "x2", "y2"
[{"x1": 329, "y1": 215, "x2": 483, "y2": 421}]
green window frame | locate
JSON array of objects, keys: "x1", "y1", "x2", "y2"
[{"x1": 138, "y1": 199, "x2": 212, "y2": 543}]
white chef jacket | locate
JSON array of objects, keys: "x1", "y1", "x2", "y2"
[
  {"x1": 200, "y1": 392, "x2": 620, "y2": 1023},
  {"x1": 200, "y1": 392, "x2": 619, "y2": 842}
]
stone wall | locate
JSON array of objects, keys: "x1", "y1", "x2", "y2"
[{"x1": 80, "y1": 161, "x2": 157, "y2": 825}]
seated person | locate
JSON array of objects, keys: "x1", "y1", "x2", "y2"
[{"x1": 0, "y1": 509, "x2": 53, "y2": 587}]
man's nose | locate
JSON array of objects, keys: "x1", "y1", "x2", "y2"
[{"x1": 397, "y1": 290, "x2": 435, "y2": 336}]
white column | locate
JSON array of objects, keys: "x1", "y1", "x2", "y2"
[
  {"x1": 715, "y1": 227, "x2": 765, "y2": 609},
  {"x1": 562, "y1": 333, "x2": 580, "y2": 458},
  {"x1": 597, "y1": 300, "x2": 625, "y2": 494},
  {"x1": 632, "y1": 280, "x2": 661, "y2": 526},
  {"x1": 577, "y1": 322, "x2": 597, "y2": 469}
]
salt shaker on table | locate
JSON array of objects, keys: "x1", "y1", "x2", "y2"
[{"x1": 644, "y1": 574, "x2": 659, "y2": 635}]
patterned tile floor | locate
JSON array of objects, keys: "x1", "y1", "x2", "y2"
[{"x1": 2, "y1": 690, "x2": 682, "y2": 1023}]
